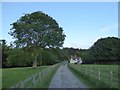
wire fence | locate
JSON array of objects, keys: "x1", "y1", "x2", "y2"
[{"x1": 69, "y1": 64, "x2": 119, "y2": 88}]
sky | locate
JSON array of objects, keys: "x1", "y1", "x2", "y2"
[{"x1": 1, "y1": 2, "x2": 118, "y2": 49}]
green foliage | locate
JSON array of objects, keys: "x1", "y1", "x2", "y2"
[
  {"x1": 89, "y1": 37, "x2": 120, "y2": 61},
  {"x1": 61, "y1": 37, "x2": 120, "y2": 64},
  {"x1": 62, "y1": 48, "x2": 81, "y2": 59},
  {"x1": 38, "y1": 48, "x2": 68, "y2": 65},
  {"x1": 38, "y1": 48, "x2": 55, "y2": 65},
  {"x1": 77, "y1": 37, "x2": 120, "y2": 64},
  {"x1": 8, "y1": 11, "x2": 66, "y2": 68},
  {"x1": 80, "y1": 50, "x2": 89, "y2": 61},
  {"x1": 0, "y1": 40, "x2": 9, "y2": 67},
  {"x1": 9, "y1": 11, "x2": 66, "y2": 48},
  {"x1": 74, "y1": 51, "x2": 81, "y2": 57},
  {"x1": 6, "y1": 48, "x2": 32, "y2": 67}
]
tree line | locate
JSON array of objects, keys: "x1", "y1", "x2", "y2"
[
  {"x1": 1, "y1": 36, "x2": 119, "y2": 68},
  {"x1": 63, "y1": 37, "x2": 120, "y2": 64},
  {"x1": 1, "y1": 40, "x2": 68, "y2": 68},
  {"x1": 80, "y1": 37, "x2": 120, "y2": 64}
]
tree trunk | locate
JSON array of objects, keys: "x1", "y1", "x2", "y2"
[
  {"x1": 39, "y1": 53, "x2": 42, "y2": 66},
  {"x1": 32, "y1": 56, "x2": 37, "y2": 68}
]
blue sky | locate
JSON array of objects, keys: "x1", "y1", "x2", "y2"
[{"x1": 2, "y1": 2, "x2": 118, "y2": 49}]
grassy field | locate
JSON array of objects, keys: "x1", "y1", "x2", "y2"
[
  {"x1": 68, "y1": 64, "x2": 119, "y2": 89},
  {"x1": 2, "y1": 66, "x2": 49, "y2": 88},
  {"x1": 78, "y1": 64, "x2": 118, "y2": 72}
]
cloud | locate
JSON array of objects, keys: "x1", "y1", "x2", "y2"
[
  {"x1": 100, "y1": 24, "x2": 117, "y2": 32},
  {"x1": 100, "y1": 27, "x2": 110, "y2": 32},
  {"x1": 69, "y1": 42, "x2": 92, "y2": 49},
  {"x1": 63, "y1": 23, "x2": 118, "y2": 49}
]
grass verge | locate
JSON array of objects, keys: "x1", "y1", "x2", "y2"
[
  {"x1": 68, "y1": 64, "x2": 94, "y2": 88},
  {"x1": 34, "y1": 64, "x2": 60, "y2": 88}
]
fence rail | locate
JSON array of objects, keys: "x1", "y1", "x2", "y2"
[
  {"x1": 69, "y1": 64, "x2": 119, "y2": 88},
  {"x1": 9, "y1": 64, "x2": 60, "y2": 89}
]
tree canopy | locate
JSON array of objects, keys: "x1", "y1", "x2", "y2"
[
  {"x1": 9, "y1": 11, "x2": 66, "y2": 48},
  {"x1": 9, "y1": 11, "x2": 66, "y2": 68},
  {"x1": 79, "y1": 37, "x2": 120, "y2": 64},
  {"x1": 89, "y1": 37, "x2": 119, "y2": 61}
]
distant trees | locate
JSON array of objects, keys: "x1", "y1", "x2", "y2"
[
  {"x1": 80, "y1": 37, "x2": 120, "y2": 64},
  {"x1": 1, "y1": 37, "x2": 119, "y2": 67},
  {"x1": 88, "y1": 37, "x2": 120, "y2": 64},
  {"x1": 62, "y1": 37, "x2": 120, "y2": 64},
  {"x1": 2, "y1": 41, "x2": 69, "y2": 68},
  {"x1": 62, "y1": 48, "x2": 81, "y2": 61},
  {"x1": 0, "y1": 40, "x2": 9, "y2": 67},
  {"x1": 6, "y1": 48, "x2": 32, "y2": 67},
  {"x1": 9, "y1": 11, "x2": 66, "y2": 68},
  {"x1": 40, "y1": 48, "x2": 66, "y2": 65}
]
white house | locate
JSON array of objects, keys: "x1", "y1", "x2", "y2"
[{"x1": 70, "y1": 55, "x2": 82, "y2": 64}]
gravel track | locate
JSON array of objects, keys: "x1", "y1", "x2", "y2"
[{"x1": 49, "y1": 64, "x2": 89, "y2": 88}]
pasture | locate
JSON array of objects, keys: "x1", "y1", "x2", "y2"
[
  {"x1": 68, "y1": 64, "x2": 119, "y2": 89},
  {"x1": 79, "y1": 64, "x2": 118, "y2": 72},
  {"x1": 2, "y1": 66, "x2": 48, "y2": 88}
]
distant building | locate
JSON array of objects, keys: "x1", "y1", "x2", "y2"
[{"x1": 70, "y1": 55, "x2": 82, "y2": 64}]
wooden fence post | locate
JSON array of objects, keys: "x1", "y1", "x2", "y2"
[
  {"x1": 76, "y1": 65, "x2": 78, "y2": 70},
  {"x1": 45, "y1": 69, "x2": 47, "y2": 76},
  {"x1": 47, "y1": 68, "x2": 50, "y2": 74},
  {"x1": 91, "y1": 67, "x2": 92, "y2": 77},
  {"x1": 86, "y1": 67, "x2": 87, "y2": 75},
  {"x1": 75, "y1": 65, "x2": 76, "y2": 69},
  {"x1": 39, "y1": 72, "x2": 41, "y2": 80},
  {"x1": 73, "y1": 64, "x2": 76, "y2": 69},
  {"x1": 77, "y1": 65, "x2": 78, "y2": 70},
  {"x1": 42, "y1": 71, "x2": 44, "y2": 77},
  {"x1": 110, "y1": 71, "x2": 113, "y2": 88},
  {"x1": 98, "y1": 68, "x2": 101, "y2": 80},
  {"x1": 32, "y1": 75, "x2": 35, "y2": 88},
  {"x1": 78, "y1": 65, "x2": 80, "y2": 71},
  {"x1": 20, "y1": 80, "x2": 24, "y2": 88},
  {"x1": 74, "y1": 64, "x2": 75, "y2": 69},
  {"x1": 44, "y1": 70, "x2": 45, "y2": 76},
  {"x1": 47, "y1": 68, "x2": 49, "y2": 75}
]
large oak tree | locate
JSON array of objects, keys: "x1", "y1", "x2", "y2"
[{"x1": 9, "y1": 11, "x2": 66, "y2": 68}]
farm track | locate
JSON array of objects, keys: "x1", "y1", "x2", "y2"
[{"x1": 49, "y1": 64, "x2": 89, "y2": 88}]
